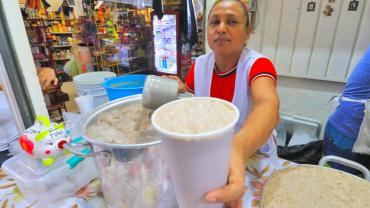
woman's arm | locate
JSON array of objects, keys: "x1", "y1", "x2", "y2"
[
  {"x1": 234, "y1": 77, "x2": 280, "y2": 162},
  {"x1": 205, "y1": 77, "x2": 279, "y2": 207}
]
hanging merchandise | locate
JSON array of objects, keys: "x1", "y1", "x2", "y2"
[
  {"x1": 62, "y1": 0, "x2": 74, "y2": 17},
  {"x1": 72, "y1": 0, "x2": 85, "y2": 17},
  {"x1": 152, "y1": 0, "x2": 164, "y2": 19},
  {"x1": 191, "y1": 0, "x2": 205, "y2": 57},
  {"x1": 181, "y1": 0, "x2": 198, "y2": 46},
  {"x1": 45, "y1": 0, "x2": 64, "y2": 11}
]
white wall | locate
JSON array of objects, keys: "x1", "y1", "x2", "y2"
[
  {"x1": 1, "y1": 0, "x2": 48, "y2": 117},
  {"x1": 248, "y1": 0, "x2": 370, "y2": 82},
  {"x1": 277, "y1": 76, "x2": 344, "y2": 138},
  {"x1": 204, "y1": 0, "x2": 347, "y2": 137}
]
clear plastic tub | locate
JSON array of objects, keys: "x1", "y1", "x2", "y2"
[{"x1": 2, "y1": 152, "x2": 98, "y2": 208}]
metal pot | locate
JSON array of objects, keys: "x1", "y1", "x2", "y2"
[
  {"x1": 259, "y1": 156, "x2": 370, "y2": 208},
  {"x1": 67, "y1": 95, "x2": 177, "y2": 208}
]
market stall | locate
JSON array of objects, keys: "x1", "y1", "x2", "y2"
[{"x1": 0, "y1": 0, "x2": 369, "y2": 208}]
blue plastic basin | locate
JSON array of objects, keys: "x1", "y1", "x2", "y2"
[{"x1": 102, "y1": 74, "x2": 147, "y2": 100}]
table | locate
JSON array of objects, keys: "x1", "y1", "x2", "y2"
[{"x1": 0, "y1": 153, "x2": 293, "y2": 208}]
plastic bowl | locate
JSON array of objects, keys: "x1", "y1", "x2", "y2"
[{"x1": 102, "y1": 74, "x2": 147, "y2": 100}]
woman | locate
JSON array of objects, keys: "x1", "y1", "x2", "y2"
[
  {"x1": 323, "y1": 46, "x2": 370, "y2": 174},
  {"x1": 169, "y1": 0, "x2": 280, "y2": 207}
]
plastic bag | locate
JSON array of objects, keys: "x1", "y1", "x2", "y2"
[{"x1": 278, "y1": 140, "x2": 323, "y2": 165}]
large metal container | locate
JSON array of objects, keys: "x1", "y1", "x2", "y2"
[{"x1": 76, "y1": 94, "x2": 177, "y2": 208}]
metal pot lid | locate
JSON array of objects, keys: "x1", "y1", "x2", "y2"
[{"x1": 79, "y1": 94, "x2": 161, "y2": 149}]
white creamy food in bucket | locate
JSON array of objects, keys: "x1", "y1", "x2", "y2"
[
  {"x1": 86, "y1": 103, "x2": 152, "y2": 144},
  {"x1": 260, "y1": 165, "x2": 370, "y2": 208},
  {"x1": 154, "y1": 98, "x2": 237, "y2": 135}
]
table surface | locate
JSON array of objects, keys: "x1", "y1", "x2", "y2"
[{"x1": 0, "y1": 153, "x2": 294, "y2": 208}]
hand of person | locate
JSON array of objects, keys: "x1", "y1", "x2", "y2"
[
  {"x1": 0, "y1": 84, "x2": 3, "y2": 91},
  {"x1": 37, "y1": 67, "x2": 58, "y2": 90},
  {"x1": 162, "y1": 75, "x2": 187, "y2": 93},
  {"x1": 205, "y1": 149, "x2": 246, "y2": 208}
]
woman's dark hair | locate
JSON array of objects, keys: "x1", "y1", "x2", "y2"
[{"x1": 208, "y1": 0, "x2": 250, "y2": 29}]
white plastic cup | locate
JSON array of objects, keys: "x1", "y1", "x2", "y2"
[
  {"x1": 151, "y1": 97, "x2": 240, "y2": 208},
  {"x1": 75, "y1": 95, "x2": 94, "y2": 114}
]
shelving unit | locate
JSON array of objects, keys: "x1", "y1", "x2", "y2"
[
  {"x1": 116, "y1": 7, "x2": 153, "y2": 74},
  {"x1": 23, "y1": 8, "x2": 72, "y2": 121},
  {"x1": 93, "y1": 6, "x2": 121, "y2": 73}
]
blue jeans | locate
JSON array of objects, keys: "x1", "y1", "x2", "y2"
[{"x1": 322, "y1": 122, "x2": 370, "y2": 175}]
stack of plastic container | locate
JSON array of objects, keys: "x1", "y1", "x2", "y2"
[
  {"x1": 1, "y1": 146, "x2": 98, "y2": 207},
  {"x1": 73, "y1": 71, "x2": 116, "y2": 108}
]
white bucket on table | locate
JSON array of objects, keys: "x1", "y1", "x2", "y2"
[{"x1": 73, "y1": 72, "x2": 116, "y2": 109}]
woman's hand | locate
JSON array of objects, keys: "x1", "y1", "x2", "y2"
[
  {"x1": 162, "y1": 75, "x2": 187, "y2": 93},
  {"x1": 205, "y1": 148, "x2": 246, "y2": 208},
  {"x1": 37, "y1": 67, "x2": 58, "y2": 90}
]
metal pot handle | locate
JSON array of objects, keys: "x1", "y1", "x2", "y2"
[
  {"x1": 319, "y1": 155, "x2": 370, "y2": 181},
  {"x1": 63, "y1": 140, "x2": 112, "y2": 166}
]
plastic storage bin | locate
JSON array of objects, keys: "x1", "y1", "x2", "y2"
[
  {"x1": 102, "y1": 74, "x2": 147, "y2": 100},
  {"x1": 1, "y1": 152, "x2": 98, "y2": 208}
]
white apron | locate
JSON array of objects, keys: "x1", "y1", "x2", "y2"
[
  {"x1": 194, "y1": 48, "x2": 276, "y2": 156},
  {"x1": 335, "y1": 95, "x2": 370, "y2": 155}
]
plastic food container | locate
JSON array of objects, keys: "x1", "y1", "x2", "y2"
[
  {"x1": 102, "y1": 74, "x2": 147, "y2": 100},
  {"x1": 2, "y1": 150, "x2": 98, "y2": 208}
]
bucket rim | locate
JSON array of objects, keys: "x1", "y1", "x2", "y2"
[
  {"x1": 74, "y1": 71, "x2": 116, "y2": 86},
  {"x1": 151, "y1": 97, "x2": 240, "y2": 140},
  {"x1": 79, "y1": 94, "x2": 161, "y2": 149},
  {"x1": 102, "y1": 74, "x2": 147, "y2": 90}
]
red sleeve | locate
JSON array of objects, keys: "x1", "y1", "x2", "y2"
[
  {"x1": 185, "y1": 62, "x2": 195, "y2": 93},
  {"x1": 248, "y1": 58, "x2": 277, "y2": 87}
]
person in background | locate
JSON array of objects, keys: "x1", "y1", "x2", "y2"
[
  {"x1": 167, "y1": 0, "x2": 280, "y2": 207},
  {"x1": 0, "y1": 67, "x2": 58, "y2": 91},
  {"x1": 323, "y1": 46, "x2": 370, "y2": 174},
  {"x1": 36, "y1": 67, "x2": 59, "y2": 90}
]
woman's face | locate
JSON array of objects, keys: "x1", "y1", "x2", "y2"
[{"x1": 207, "y1": 1, "x2": 250, "y2": 57}]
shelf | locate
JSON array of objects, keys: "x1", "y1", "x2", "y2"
[
  {"x1": 27, "y1": 18, "x2": 43, "y2": 21},
  {"x1": 30, "y1": 43, "x2": 47, "y2": 47},
  {"x1": 120, "y1": 69, "x2": 148, "y2": 75},
  {"x1": 54, "y1": 58, "x2": 71, "y2": 61},
  {"x1": 45, "y1": 18, "x2": 61, "y2": 21},
  {"x1": 50, "y1": 32, "x2": 73, "y2": 35},
  {"x1": 25, "y1": 25, "x2": 48, "y2": 28},
  {"x1": 121, "y1": 42, "x2": 147, "y2": 46},
  {"x1": 27, "y1": 18, "x2": 73, "y2": 21},
  {"x1": 121, "y1": 55, "x2": 149, "y2": 61},
  {"x1": 34, "y1": 58, "x2": 49, "y2": 62},
  {"x1": 51, "y1": 45, "x2": 72, "y2": 48},
  {"x1": 102, "y1": 61, "x2": 120, "y2": 67}
]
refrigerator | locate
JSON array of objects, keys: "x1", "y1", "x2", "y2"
[{"x1": 152, "y1": 12, "x2": 181, "y2": 76}]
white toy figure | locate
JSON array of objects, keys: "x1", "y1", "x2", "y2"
[{"x1": 19, "y1": 116, "x2": 72, "y2": 166}]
